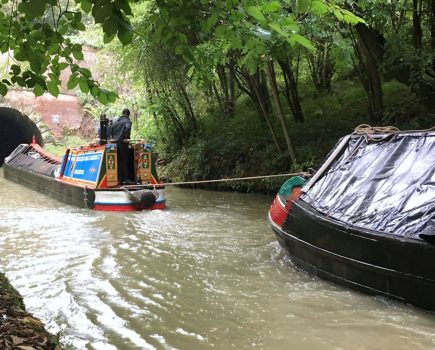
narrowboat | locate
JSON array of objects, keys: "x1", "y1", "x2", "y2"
[
  {"x1": 269, "y1": 127, "x2": 435, "y2": 311},
  {"x1": 3, "y1": 119, "x2": 165, "y2": 211}
]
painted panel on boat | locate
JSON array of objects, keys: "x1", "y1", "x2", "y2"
[
  {"x1": 62, "y1": 153, "x2": 77, "y2": 178},
  {"x1": 72, "y1": 151, "x2": 104, "y2": 183}
]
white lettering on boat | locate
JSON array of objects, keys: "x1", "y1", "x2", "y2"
[{"x1": 76, "y1": 154, "x2": 102, "y2": 162}]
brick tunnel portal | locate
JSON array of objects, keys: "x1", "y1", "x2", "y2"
[{"x1": 0, "y1": 107, "x2": 42, "y2": 166}]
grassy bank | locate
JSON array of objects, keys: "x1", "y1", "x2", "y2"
[
  {"x1": 0, "y1": 272, "x2": 61, "y2": 349},
  {"x1": 157, "y1": 80, "x2": 435, "y2": 193}
]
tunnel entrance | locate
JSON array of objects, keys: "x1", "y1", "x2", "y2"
[{"x1": 0, "y1": 107, "x2": 43, "y2": 166}]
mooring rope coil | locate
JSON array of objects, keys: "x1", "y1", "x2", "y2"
[{"x1": 353, "y1": 124, "x2": 435, "y2": 142}]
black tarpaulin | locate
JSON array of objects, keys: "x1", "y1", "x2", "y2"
[
  {"x1": 6, "y1": 147, "x2": 59, "y2": 177},
  {"x1": 301, "y1": 132, "x2": 435, "y2": 239}
]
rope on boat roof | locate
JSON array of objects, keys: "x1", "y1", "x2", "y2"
[
  {"x1": 354, "y1": 124, "x2": 435, "y2": 135},
  {"x1": 353, "y1": 124, "x2": 435, "y2": 142}
]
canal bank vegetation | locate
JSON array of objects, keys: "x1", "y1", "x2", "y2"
[{"x1": 0, "y1": 272, "x2": 61, "y2": 349}]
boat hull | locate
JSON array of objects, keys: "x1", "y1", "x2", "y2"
[
  {"x1": 270, "y1": 200, "x2": 435, "y2": 311},
  {"x1": 3, "y1": 161, "x2": 94, "y2": 209},
  {"x1": 3, "y1": 161, "x2": 165, "y2": 211}
]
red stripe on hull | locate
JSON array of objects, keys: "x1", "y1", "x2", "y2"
[
  {"x1": 269, "y1": 195, "x2": 287, "y2": 227},
  {"x1": 152, "y1": 202, "x2": 166, "y2": 210},
  {"x1": 94, "y1": 202, "x2": 166, "y2": 211}
]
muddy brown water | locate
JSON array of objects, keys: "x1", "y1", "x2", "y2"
[{"x1": 1, "y1": 169, "x2": 435, "y2": 349}]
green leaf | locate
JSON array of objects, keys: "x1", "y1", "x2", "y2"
[
  {"x1": 15, "y1": 76, "x2": 26, "y2": 87},
  {"x1": 114, "y1": 0, "x2": 132, "y2": 16},
  {"x1": 336, "y1": 8, "x2": 365, "y2": 24},
  {"x1": 296, "y1": 0, "x2": 311, "y2": 13},
  {"x1": 27, "y1": 0, "x2": 46, "y2": 17},
  {"x1": 33, "y1": 84, "x2": 44, "y2": 96},
  {"x1": 67, "y1": 74, "x2": 79, "y2": 90},
  {"x1": 73, "y1": 50, "x2": 84, "y2": 60},
  {"x1": 47, "y1": 43, "x2": 60, "y2": 55},
  {"x1": 48, "y1": 72, "x2": 60, "y2": 85},
  {"x1": 231, "y1": 37, "x2": 243, "y2": 49},
  {"x1": 98, "y1": 91, "x2": 108, "y2": 105},
  {"x1": 74, "y1": 11, "x2": 83, "y2": 22},
  {"x1": 80, "y1": 68, "x2": 92, "y2": 78},
  {"x1": 269, "y1": 23, "x2": 288, "y2": 38},
  {"x1": 81, "y1": 0, "x2": 92, "y2": 13},
  {"x1": 79, "y1": 78, "x2": 89, "y2": 93},
  {"x1": 0, "y1": 83, "x2": 7, "y2": 96},
  {"x1": 59, "y1": 62, "x2": 69, "y2": 70},
  {"x1": 91, "y1": 86, "x2": 99, "y2": 97},
  {"x1": 215, "y1": 25, "x2": 228, "y2": 38},
  {"x1": 30, "y1": 58, "x2": 42, "y2": 73},
  {"x1": 117, "y1": 23, "x2": 133, "y2": 45},
  {"x1": 58, "y1": 24, "x2": 69, "y2": 35},
  {"x1": 246, "y1": 6, "x2": 266, "y2": 22},
  {"x1": 103, "y1": 32, "x2": 116, "y2": 43},
  {"x1": 107, "y1": 92, "x2": 117, "y2": 103},
  {"x1": 93, "y1": 4, "x2": 113, "y2": 23},
  {"x1": 288, "y1": 33, "x2": 315, "y2": 51},
  {"x1": 75, "y1": 22, "x2": 86, "y2": 31},
  {"x1": 206, "y1": 13, "x2": 218, "y2": 30},
  {"x1": 311, "y1": 0, "x2": 328, "y2": 15},
  {"x1": 103, "y1": 17, "x2": 118, "y2": 37},
  {"x1": 262, "y1": 1, "x2": 281, "y2": 13},
  {"x1": 0, "y1": 42, "x2": 8, "y2": 53},
  {"x1": 47, "y1": 81, "x2": 60, "y2": 97},
  {"x1": 10, "y1": 64, "x2": 21, "y2": 75}
]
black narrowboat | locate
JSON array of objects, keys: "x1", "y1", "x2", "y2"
[{"x1": 269, "y1": 127, "x2": 435, "y2": 311}]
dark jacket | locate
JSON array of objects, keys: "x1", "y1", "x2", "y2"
[{"x1": 111, "y1": 116, "x2": 132, "y2": 143}]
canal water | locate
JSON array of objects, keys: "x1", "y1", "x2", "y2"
[{"x1": 1, "y1": 169, "x2": 435, "y2": 350}]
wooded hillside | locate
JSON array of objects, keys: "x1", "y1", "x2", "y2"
[{"x1": 2, "y1": 0, "x2": 435, "y2": 190}]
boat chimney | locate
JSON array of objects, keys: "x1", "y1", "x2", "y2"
[
  {"x1": 99, "y1": 113, "x2": 109, "y2": 145},
  {"x1": 32, "y1": 135, "x2": 36, "y2": 144}
]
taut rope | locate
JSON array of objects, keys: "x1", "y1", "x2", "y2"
[{"x1": 114, "y1": 172, "x2": 310, "y2": 190}]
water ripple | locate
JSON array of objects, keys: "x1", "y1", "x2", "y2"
[{"x1": 1, "y1": 174, "x2": 435, "y2": 349}]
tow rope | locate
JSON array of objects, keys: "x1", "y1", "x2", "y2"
[{"x1": 113, "y1": 171, "x2": 311, "y2": 190}]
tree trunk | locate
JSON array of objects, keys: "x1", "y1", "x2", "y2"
[
  {"x1": 412, "y1": 0, "x2": 423, "y2": 50},
  {"x1": 228, "y1": 57, "x2": 236, "y2": 115},
  {"x1": 431, "y1": 0, "x2": 435, "y2": 71},
  {"x1": 157, "y1": 85, "x2": 186, "y2": 143},
  {"x1": 278, "y1": 60, "x2": 305, "y2": 123},
  {"x1": 307, "y1": 41, "x2": 335, "y2": 94},
  {"x1": 234, "y1": 67, "x2": 282, "y2": 153},
  {"x1": 266, "y1": 60, "x2": 297, "y2": 163},
  {"x1": 353, "y1": 24, "x2": 384, "y2": 124}
]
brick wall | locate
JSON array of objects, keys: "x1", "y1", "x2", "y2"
[
  {"x1": 2, "y1": 90, "x2": 84, "y2": 139},
  {"x1": 0, "y1": 45, "x2": 100, "y2": 140}
]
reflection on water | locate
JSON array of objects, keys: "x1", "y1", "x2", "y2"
[{"x1": 1, "y1": 168, "x2": 435, "y2": 349}]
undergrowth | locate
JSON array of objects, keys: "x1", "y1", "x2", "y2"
[{"x1": 158, "y1": 79, "x2": 434, "y2": 193}]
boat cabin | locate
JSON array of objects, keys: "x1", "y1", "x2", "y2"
[{"x1": 56, "y1": 115, "x2": 159, "y2": 189}]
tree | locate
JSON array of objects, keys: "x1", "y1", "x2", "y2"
[{"x1": 0, "y1": 0, "x2": 133, "y2": 102}]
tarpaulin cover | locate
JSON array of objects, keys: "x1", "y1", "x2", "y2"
[
  {"x1": 7, "y1": 149, "x2": 59, "y2": 177},
  {"x1": 301, "y1": 132, "x2": 435, "y2": 239}
]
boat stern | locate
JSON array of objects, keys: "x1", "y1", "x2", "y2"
[{"x1": 269, "y1": 176, "x2": 306, "y2": 228}]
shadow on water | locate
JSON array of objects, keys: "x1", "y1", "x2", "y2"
[{"x1": 1, "y1": 169, "x2": 435, "y2": 349}]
